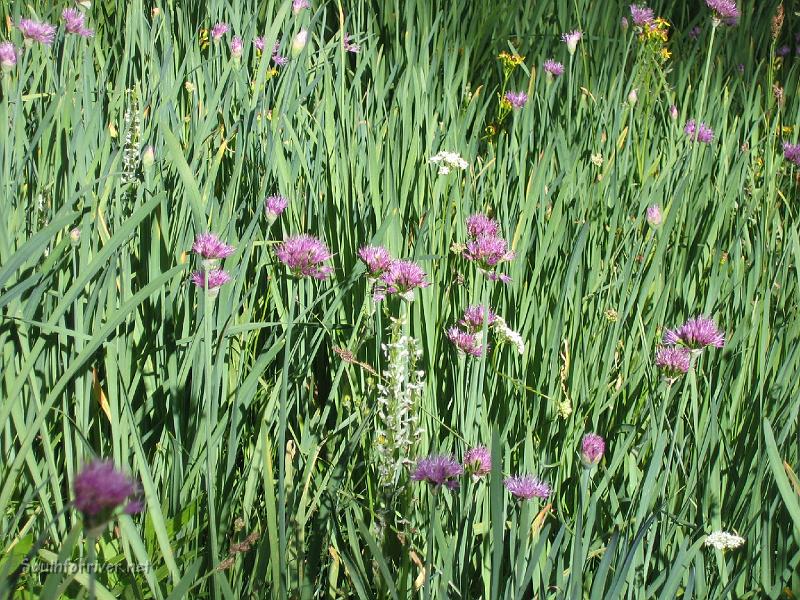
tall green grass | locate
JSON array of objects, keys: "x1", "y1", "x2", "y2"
[{"x1": 1, "y1": 0, "x2": 799, "y2": 597}]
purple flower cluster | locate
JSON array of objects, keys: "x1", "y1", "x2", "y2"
[
  {"x1": 211, "y1": 22, "x2": 229, "y2": 41},
  {"x1": 706, "y1": 0, "x2": 740, "y2": 26},
  {"x1": 504, "y1": 475, "x2": 551, "y2": 501},
  {"x1": 663, "y1": 316, "x2": 725, "y2": 351},
  {"x1": 655, "y1": 346, "x2": 692, "y2": 382},
  {"x1": 446, "y1": 326, "x2": 487, "y2": 357},
  {"x1": 230, "y1": 35, "x2": 244, "y2": 58},
  {"x1": 275, "y1": 234, "x2": 334, "y2": 280},
  {"x1": 504, "y1": 91, "x2": 528, "y2": 109},
  {"x1": 463, "y1": 213, "x2": 514, "y2": 282},
  {"x1": 688, "y1": 26, "x2": 702, "y2": 40},
  {"x1": 784, "y1": 142, "x2": 800, "y2": 166},
  {"x1": 343, "y1": 33, "x2": 360, "y2": 53},
  {"x1": 0, "y1": 42, "x2": 17, "y2": 70},
  {"x1": 581, "y1": 433, "x2": 606, "y2": 466},
  {"x1": 684, "y1": 120, "x2": 714, "y2": 144},
  {"x1": 375, "y1": 259, "x2": 429, "y2": 301},
  {"x1": 272, "y1": 41, "x2": 289, "y2": 66},
  {"x1": 191, "y1": 269, "x2": 232, "y2": 293},
  {"x1": 646, "y1": 204, "x2": 662, "y2": 226},
  {"x1": 543, "y1": 59, "x2": 564, "y2": 78},
  {"x1": 562, "y1": 30, "x2": 582, "y2": 54},
  {"x1": 74, "y1": 460, "x2": 143, "y2": 527},
  {"x1": 411, "y1": 455, "x2": 463, "y2": 491},
  {"x1": 459, "y1": 304, "x2": 497, "y2": 332},
  {"x1": 630, "y1": 4, "x2": 655, "y2": 27},
  {"x1": 265, "y1": 195, "x2": 289, "y2": 223},
  {"x1": 192, "y1": 233, "x2": 236, "y2": 261},
  {"x1": 292, "y1": 0, "x2": 311, "y2": 14},
  {"x1": 18, "y1": 18, "x2": 57, "y2": 46},
  {"x1": 358, "y1": 245, "x2": 393, "y2": 278},
  {"x1": 62, "y1": 8, "x2": 94, "y2": 37},
  {"x1": 463, "y1": 446, "x2": 492, "y2": 477}
]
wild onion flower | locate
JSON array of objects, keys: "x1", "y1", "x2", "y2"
[
  {"x1": 463, "y1": 446, "x2": 491, "y2": 477},
  {"x1": 142, "y1": 146, "x2": 155, "y2": 168},
  {"x1": 375, "y1": 260, "x2": 429, "y2": 301},
  {"x1": 646, "y1": 204, "x2": 662, "y2": 226},
  {"x1": 275, "y1": 234, "x2": 334, "y2": 280},
  {"x1": 230, "y1": 35, "x2": 243, "y2": 58},
  {"x1": 663, "y1": 316, "x2": 725, "y2": 351},
  {"x1": 669, "y1": 104, "x2": 678, "y2": 119},
  {"x1": 0, "y1": 42, "x2": 17, "y2": 70},
  {"x1": 18, "y1": 18, "x2": 57, "y2": 46},
  {"x1": 429, "y1": 151, "x2": 468, "y2": 175},
  {"x1": 62, "y1": 8, "x2": 93, "y2": 37},
  {"x1": 492, "y1": 316, "x2": 525, "y2": 354},
  {"x1": 706, "y1": 0, "x2": 740, "y2": 26},
  {"x1": 459, "y1": 305, "x2": 497, "y2": 333},
  {"x1": 191, "y1": 269, "x2": 232, "y2": 296},
  {"x1": 655, "y1": 346, "x2": 691, "y2": 382},
  {"x1": 264, "y1": 195, "x2": 288, "y2": 223},
  {"x1": 466, "y1": 214, "x2": 500, "y2": 239},
  {"x1": 630, "y1": 4, "x2": 655, "y2": 27},
  {"x1": 543, "y1": 59, "x2": 564, "y2": 78},
  {"x1": 70, "y1": 227, "x2": 81, "y2": 245},
  {"x1": 783, "y1": 142, "x2": 800, "y2": 166},
  {"x1": 358, "y1": 245, "x2": 393, "y2": 278},
  {"x1": 562, "y1": 30, "x2": 582, "y2": 55},
  {"x1": 446, "y1": 327, "x2": 486, "y2": 357},
  {"x1": 272, "y1": 45, "x2": 289, "y2": 67},
  {"x1": 503, "y1": 91, "x2": 528, "y2": 109},
  {"x1": 705, "y1": 530, "x2": 745, "y2": 550},
  {"x1": 684, "y1": 120, "x2": 714, "y2": 144},
  {"x1": 343, "y1": 33, "x2": 360, "y2": 53},
  {"x1": 581, "y1": 433, "x2": 606, "y2": 466},
  {"x1": 292, "y1": 0, "x2": 311, "y2": 14},
  {"x1": 211, "y1": 22, "x2": 229, "y2": 41},
  {"x1": 253, "y1": 36, "x2": 265, "y2": 51},
  {"x1": 464, "y1": 234, "x2": 515, "y2": 269},
  {"x1": 620, "y1": 16, "x2": 629, "y2": 31},
  {"x1": 411, "y1": 455, "x2": 463, "y2": 491},
  {"x1": 192, "y1": 233, "x2": 235, "y2": 267},
  {"x1": 292, "y1": 29, "x2": 308, "y2": 55},
  {"x1": 504, "y1": 475, "x2": 551, "y2": 500},
  {"x1": 627, "y1": 89, "x2": 638, "y2": 106},
  {"x1": 74, "y1": 460, "x2": 142, "y2": 530}
]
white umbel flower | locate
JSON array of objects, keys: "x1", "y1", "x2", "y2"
[
  {"x1": 704, "y1": 531, "x2": 745, "y2": 550},
  {"x1": 492, "y1": 317, "x2": 525, "y2": 354},
  {"x1": 429, "y1": 151, "x2": 468, "y2": 175}
]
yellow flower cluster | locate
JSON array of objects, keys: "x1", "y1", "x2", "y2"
[
  {"x1": 497, "y1": 51, "x2": 525, "y2": 70},
  {"x1": 637, "y1": 17, "x2": 670, "y2": 63}
]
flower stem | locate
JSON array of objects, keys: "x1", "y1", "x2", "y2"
[
  {"x1": 87, "y1": 534, "x2": 96, "y2": 600},
  {"x1": 423, "y1": 490, "x2": 437, "y2": 600},
  {"x1": 203, "y1": 269, "x2": 221, "y2": 592},
  {"x1": 278, "y1": 277, "x2": 296, "y2": 596}
]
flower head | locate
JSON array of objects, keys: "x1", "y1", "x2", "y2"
[
  {"x1": 411, "y1": 455, "x2": 463, "y2": 490},
  {"x1": 264, "y1": 195, "x2": 288, "y2": 223},
  {"x1": 211, "y1": 22, "x2": 229, "y2": 41},
  {"x1": 292, "y1": 0, "x2": 311, "y2": 14},
  {"x1": 466, "y1": 214, "x2": 500, "y2": 239},
  {"x1": 446, "y1": 327, "x2": 486, "y2": 357},
  {"x1": 19, "y1": 19, "x2": 57, "y2": 46},
  {"x1": 561, "y1": 30, "x2": 582, "y2": 55},
  {"x1": 655, "y1": 346, "x2": 692, "y2": 382},
  {"x1": 0, "y1": 42, "x2": 18, "y2": 70},
  {"x1": 190, "y1": 269, "x2": 232, "y2": 296},
  {"x1": 62, "y1": 8, "x2": 93, "y2": 37},
  {"x1": 504, "y1": 475, "x2": 551, "y2": 500},
  {"x1": 684, "y1": 119, "x2": 714, "y2": 144},
  {"x1": 192, "y1": 233, "x2": 235, "y2": 262},
  {"x1": 688, "y1": 26, "x2": 702, "y2": 40},
  {"x1": 343, "y1": 33, "x2": 360, "y2": 53},
  {"x1": 375, "y1": 260, "x2": 429, "y2": 301},
  {"x1": 663, "y1": 316, "x2": 725, "y2": 351},
  {"x1": 464, "y1": 234, "x2": 515, "y2": 269},
  {"x1": 74, "y1": 460, "x2": 142, "y2": 529},
  {"x1": 581, "y1": 433, "x2": 605, "y2": 466},
  {"x1": 669, "y1": 104, "x2": 678, "y2": 120},
  {"x1": 69, "y1": 227, "x2": 82, "y2": 246},
  {"x1": 630, "y1": 4, "x2": 655, "y2": 27},
  {"x1": 783, "y1": 142, "x2": 800, "y2": 166},
  {"x1": 275, "y1": 234, "x2": 333, "y2": 280},
  {"x1": 429, "y1": 151, "x2": 468, "y2": 175},
  {"x1": 463, "y1": 446, "x2": 491, "y2": 477},
  {"x1": 503, "y1": 91, "x2": 528, "y2": 110},
  {"x1": 292, "y1": 29, "x2": 308, "y2": 55},
  {"x1": 230, "y1": 35, "x2": 243, "y2": 58},
  {"x1": 459, "y1": 305, "x2": 497, "y2": 333},
  {"x1": 706, "y1": 0, "x2": 740, "y2": 26},
  {"x1": 543, "y1": 59, "x2": 564, "y2": 78},
  {"x1": 646, "y1": 204, "x2": 662, "y2": 226},
  {"x1": 358, "y1": 245, "x2": 393, "y2": 278},
  {"x1": 705, "y1": 530, "x2": 745, "y2": 550},
  {"x1": 253, "y1": 36, "x2": 265, "y2": 51},
  {"x1": 492, "y1": 316, "x2": 525, "y2": 354}
]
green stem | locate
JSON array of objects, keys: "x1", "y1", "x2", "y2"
[
  {"x1": 697, "y1": 24, "x2": 717, "y2": 125},
  {"x1": 423, "y1": 490, "x2": 437, "y2": 600},
  {"x1": 203, "y1": 269, "x2": 221, "y2": 592},
  {"x1": 278, "y1": 277, "x2": 296, "y2": 597},
  {"x1": 87, "y1": 534, "x2": 96, "y2": 600}
]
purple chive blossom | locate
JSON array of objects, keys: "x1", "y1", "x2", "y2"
[
  {"x1": 784, "y1": 143, "x2": 800, "y2": 166},
  {"x1": 253, "y1": 36, "x2": 265, "y2": 51},
  {"x1": 504, "y1": 91, "x2": 528, "y2": 109},
  {"x1": 411, "y1": 455, "x2": 463, "y2": 490},
  {"x1": 655, "y1": 346, "x2": 691, "y2": 381},
  {"x1": 463, "y1": 446, "x2": 492, "y2": 477},
  {"x1": 358, "y1": 245, "x2": 393, "y2": 278},
  {"x1": 705, "y1": 0, "x2": 740, "y2": 26},
  {"x1": 18, "y1": 19, "x2": 57, "y2": 46},
  {"x1": 343, "y1": 33, "x2": 360, "y2": 53},
  {"x1": 264, "y1": 195, "x2": 289, "y2": 223},
  {"x1": 271, "y1": 42, "x2": 288, "y2": 66},
  {"x1": 464, "y1": 235, "x2": 515, "y2": 268},
  {"x1": 684, "y1": 120, "x2": 714, "y2": 144},
  {"x1": 230, "y1": 35, "x2": 243, "y2": 58},
  {"x1": 210, "y1": 22, "x2": 229, "y2": 41},
  {"x1": 630, "y1": 4, "x2": 655, "y2": 27},
  {"x1": 562, "y1": 30, "x2": 582, "y2": 54},
  {"x1": 459, "y1": 305, "x2": 497, "y2": 333},
  {"x1": 375, "y1": 259, "x2": 429, "y2": 301},
  {"x1": 663, "y1": 316, "x2": 725, "y2": 351},
  {"x1": 192, "y1": 233, "x2": 235, "y2": 261},
  {"x1": 543, "y1": 59, "x2": 564, "y2": 77},
  {"x1": 581, "y1": 433, "x2": 606, "y2": 466},
  {"x1": 669, "y1": 104, "x2": 678, "y2": 120},
  {"x1": 190, "y1": 269, "x2": 232, "y2": 293},
  {"x1": 466, "y1": 213, "x2": 501, "y2": 239},
  {"x1": 688, "y1": 26, "x2": 702, "y2": 40},
  {"x1": 275, "y1": 234, "x2": 334, "y2": 280},
  {"x1": 292, "y1": 0, "x2": 311, "y2": 14},
  {"x1": 646, "y1": 204, "x2": 662, "y2": 226},
  {"x1": 446, "y1": 327, "x2": 486, "y2": 357},
  {"x1": 504, "y1": 475, "x2": 552, "y2": 501},
  {"x1": 0, "y1": 42, "x2": 17, "y2": 70},
  {"x1": 62, "y1": 8, "x2": 93, "y2": 37},
  {"x1": 74, "y1": 460, "x2": 142, "y2": 526}
]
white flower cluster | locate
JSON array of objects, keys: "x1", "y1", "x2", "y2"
[
  {"x1": 375, "y1": 319, "x2": 424, "y2": 489},
  {"x1": 429, "y1": 151, "x2": 468, "y2": 175},
  {"x1": 704, "y1": 530, "x2": 745, "y2": 550},
  {"x1": 122, "y1": 91, "x2": 141, "y2": 185},
  {"x1": 492, "y1": 317, "x2": 525, "y2": 354}
]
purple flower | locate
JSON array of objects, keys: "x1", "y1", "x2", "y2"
[
  {"x1": 784, "y1": 142, "x2": 800, "y2": 166},
  {"x1": 74, "y1": 460, "x2": 142, "y2": 527},
  {"x1": 561, "y1": 30, "x2": 582, "y2": 54},
  {"x1": 192, "y1": 233, "x2": 235, "y2": 261},
  {"x1": 463, "y1": 446, "x2": 492, "y2": 477},
  {"x1": 504, "y1": 91, "x2": 528, "y2": 109},
  {"x1": 543, "y1": 59, "x2": 564, "y2": 78},
  {"x1": 466, "y1": 213, "x2": 501, "y2": 239},
  {"x1": 292, "y1": 0, "x2": 311, "y2": 14},
  {"x1": 275, "y1": 234, "x2": 334, "y2": 280},
  {"x1": 0, "y1": 42, "x2": 17, "y2": 70},
  {"x1": 264, "y1": 195, "x2": 289, "y2": 223},
  {"x1": 504, "y1": 475, "x2": 551, "y2": 500},
  {"x1": 62, "y1": 8, "x2": 93, "y2": 37},
  {"x1": 620, "y1": 16, "x2": 629, "y2": 31},
  {"x1": 688, "y1": 26, "x2": 702, "y2": 40},
  {"x1": 358, "y1": 245, "x2": 393, "y2": 278},
  {"x1": 446, "y1": 327, "x2": 486, "y2": 357},
  {"x1": 253, "y1": 36, "x2": 266, "y2": 51},
  {"x1": 191, "y1": 269, "x2": 232, "y2": 294},
  {"x1": 343, "y1": 33, "x2": 360, "y2": 53},
  {"x1": 18, "y1": 18, "x2": 57, "y2": 46},
  {"x1": 211, "y1": 22, "x2": 229, "y2": 41},
  {"x1": 230, "y1": 35, "x2": 243, "y2": 58},
  {"x1": 655, "y1": 346, "x2": 692, "y2": 381},
  {"x1": 464, "y1": 235, "x2": 515, "y2": 269},
  {"x1": 777, "y1": 45, "x2": 790, "y2": 57},
  {"x1": 459, "y1": 304, "x2": 497, "y2": 333},
  {"x1": 375, "y1": 259, "x2": 429, "y2": 301},
  {"x1": 684, "y1": 119, "x2": 714, "y2": 144},
  {"x1": 411, "y1": 455, "x2": 463, "y2": 490},
  {"x1": 669, "y1": 104, "x2": 678, "y2": 120},
  {"x1": 581, "y1": 433, "x2": 605, "y2": 466},
  {"x1": 630, "y1": 4, "x2": 655, "y2": 27},
  {"x1": 272, "y1": 42, "x2": 289, "y2": 66},
  {"x1": 646, "y1": 204, "x2": 662, "y2": 226},
  {"x1": 663, "y1": 316, "x2": 725, "y2": 351},
  {"x1": 705, "y1": 0, "x2": 740, "y2": 26}
]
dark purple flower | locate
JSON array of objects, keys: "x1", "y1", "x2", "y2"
[
  {"x1": 446, "y1": 327, "x2": 486, "y2": 357},
  {"x1": 74, "y1": 460, "x2": 142, "y2": 527},
  {"x1": 275, "y1": 234, "x2": 334, "y2": 279},
  {"x1": 705, "y1": 0, "x2": 739, "y2": 26},
  {"x1": 19, "y1": 18, "x2": 57, "y2": 46},
  {"x1": 581, "y1": 433, "x2": 605, "y2": 466},
  {"x1": 463, "y1": 446, "x2": 492, "y2": 477},
  {"x1": 411, "y1": 455, "x2": 463, "y2": 490},
  {"x1": 684, "y1": 119, "x2": 714, "y2": 144},
  {"x1": 777, "y1": 45, "x2": 790, "y2": 57},
  {"x1": 663, "y1": 316, "x2": 725, "y2": 351},
  {"x1": 630, "y1": 4, "x2": 655, "y2": 27},
  {"x1": 374, "y1": 259, "x2": 429, "y2": 301},
  {"x1": 358, "y1": 245, "x2": 393, "y2": 278},
  {"x1": 466, "y1": 214, "x2": 501, "y2": 239},
  {"x1": 655, "y1": 346, "x2": 692, "y2": 381},
  {"x1": 784, "y1": 142, "x2": 800, "y2": 166},
  {"x1": 543, "y1": 59, "x2": 564, "y2": 78},
  {"x1": 343, "y1": 33, "x2": 360, "y2": 53},
  {"x1": 504, "y1": 475, "x2": 551, "y2": 500},
  {"x1": 459, "y1": 304, "x2": 497, "y2": 333},
  {"x1": 211, "y1": 22, "x2": 229, "y2": 41},
  {"x1": 192, "y1": 233, "x2": 235, "y2": 261},
  {"x1": 504, "y1": 91, "x2": 528, "y2": 110},
  {"x1": 264, "y1": 195, "x2": 288, "y2": 223},
  {"x1": 688, "y1": 26, "x2": 702, "y2": 40},
  {"x1": 0, "y1": 42, "x2": 17, "y2": 70}
]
